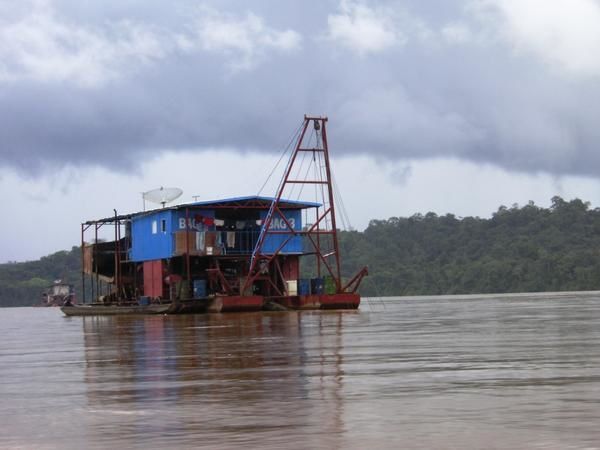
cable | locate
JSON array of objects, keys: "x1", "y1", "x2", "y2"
[
  {"x1": 317, "y1": 147, "x2": 329, "y2": 230},
  {"x1": 295, "y1": 151, "x2": 316, "y2": 201},
  {"x1": 333, "y1": 177, "x2": 348, "y2": 230},
  {"x1": 257, "y1": 120, "x2": 304, "y2": 197},
  {"x1": 332, "y1": 170, "x2": 352, "y2": 231},
  {"x1": 365, "y1": 277, "x2": 387, "y2": 311},
  {"x1": 251, "y1": 120, "x2": 305, "y2": 267},
  {"x1": 287, "y1": 145, "x2": 308, "y2": 200}
]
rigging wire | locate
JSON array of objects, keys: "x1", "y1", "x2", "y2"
[
  {"x1": 313, "y1": 148, "x2": 319, "y2": 229},
  {"x1": 333, "y1": 177, "x2": 348, "y2": 230},
  {"x1": 317, "y1": 141, "x2": 329, "y2": 230},
  {"x1": 295, "y1": 149, "x2": 316, "y2": 201},
  {"x1": 285, "y1": 152, "x2": 306, "y2": 200},
  {"x1": 331, "y1": 170, "x2": 352, "y2": 231},
  {"x1": 365, "y1": 277, "x2": 387, "y2": 310},
  {"x1": 287, "y1": 131, "x2": 311, "y2": 200},
  {"x1": 251, "y1": 119, "x2": 305, "y2": 267},
  {"x1": 313, "y1": 133, "x2": 335, "y2": 256},
  {"x1": 256, "y1": 120, "x2": 304, "y2": 197},
  {"x1": 328, "y1": 163, "x2": 347, "y2": 230},
  {"x1": 293, "y1": 125, "x2": 318, "y2": 219}
]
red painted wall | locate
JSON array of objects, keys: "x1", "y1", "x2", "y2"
[
  {"x1": 143, "y1": 260, "x2": 164, "y2": 298},
  {"x1": 282, "y1": 256, "x2": 299, "y2": 281}
]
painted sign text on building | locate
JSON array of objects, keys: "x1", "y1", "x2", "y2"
[
  {"x1": 269, "y1": 217, "x2": 296, "y2": 230},
  {"x1": 179, "y1": 218, "x2": 203, "y2": 230}
]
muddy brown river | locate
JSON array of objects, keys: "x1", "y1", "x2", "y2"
[{"x1": 1, "y1": 292, "x2": 599, "y2": 449}]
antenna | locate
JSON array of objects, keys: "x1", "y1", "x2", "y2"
[{"x1": 142, "y1": 187, "x2": 183, "y2": 209}]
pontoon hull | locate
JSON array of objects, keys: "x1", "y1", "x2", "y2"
[{"x1": 61, "y1": 294, "x2": 360, "y2": 316}]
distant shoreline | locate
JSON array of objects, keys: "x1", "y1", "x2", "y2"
[{"x1": 365, "y1": 290, "x2": 600, "y2": 301}]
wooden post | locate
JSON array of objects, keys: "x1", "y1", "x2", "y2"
[
  {"x1": 81, "y1": 223, "x2": 85, "y2": 304},
  {"x1": 185, "y1": 208, "x2": 191, "y2": 299}
]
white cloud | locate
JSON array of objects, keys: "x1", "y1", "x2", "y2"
[
  {"x1": 0, "y1": 2, "x2": 303, "y2": 86},
  {"x1": 475, "y1": 0, "x2": 600, "y2": 76},
  {"x1": 327, "y1": 1, "x2": 474, "y2": 54},
  {"x1": 0, "y1": 3, "x2": 165, "y2": 87},
  {"x1": 189, "y1": 7, "x2": 302, "y2": 71},
  {"x1": 441, "y1": 23, "x2": 473, "y2": 45},
  {"x1": 327, "y1": 0, "x2": 405, "y2": 55}
]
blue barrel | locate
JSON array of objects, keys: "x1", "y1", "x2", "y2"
[
  {"x1": 298, "y1": 279, "x2": 311, "y2": 296},
  {"x1": 139, "y1": 296, "x2": 150, "y2": 306},
  {"x1": 193, "y1": 279, "x2": 207, "y2": 298},
  {"x1": 311, "y1": 277, "x2": 324, "y2": 295}
]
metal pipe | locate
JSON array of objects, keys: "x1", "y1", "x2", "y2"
[
  {"x1": 320, "y1": 119, "x2": 343, "y2": 291},
  {"x1": 81, "y1": 223, "x2": 85, "y2": 304},
  {"x1": 94, "y1": 223, "x2": 98, "y2": 302},
  {"x1": 185, "y1": 208, "x2": 191, "y2": 299},
  {"x1": 117, "y1": 215, "x2": 122, "y2": 298},
  {"x1": 114, "y1": 209, "x2": 119, "y2": 300}
]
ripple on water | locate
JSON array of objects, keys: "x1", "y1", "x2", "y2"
[{"x1": 0, "y1": 293, "x2": 599, "y2": 449}]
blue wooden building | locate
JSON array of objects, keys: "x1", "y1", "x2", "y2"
[
  {"x1": 129, "y1": 196, "x2": 315, "y2": 262},
  {"x1": 83, "y1": 195, "x2": 319, "y2": 306}
]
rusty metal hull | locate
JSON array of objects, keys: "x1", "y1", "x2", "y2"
[
  {"x1": 271, "y1": 293, "x2": 360, "y2": 310},
  {"x1": 61, "y1": 294, "x2": 360, "y2": 316},
  {"x1": 319, "y1": 293, "x2": 361, "y2": 309}
]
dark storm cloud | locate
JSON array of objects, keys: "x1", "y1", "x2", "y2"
[{"x1": 2, "y1": 0, "x2": 600, "y2": 177}]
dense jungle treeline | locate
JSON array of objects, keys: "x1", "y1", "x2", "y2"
[
  {"x1": 0, "y1": 247, "x2": 81, "y2": 307},
  {"x1": 341, "y1": 197, "x2": 600, "y2": 296},
  {"x1": 2, "y1": 196, "x2": 600, "y2": 306}
]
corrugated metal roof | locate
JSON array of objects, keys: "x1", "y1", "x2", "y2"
[
  {"x1": 87, "y1": 195, "x2": 320, "y2": 224},
  {"x1": 185, "y1": 195, "x2": 320, "y2": 209}
]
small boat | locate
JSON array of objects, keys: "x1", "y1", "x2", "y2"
[
  {"x1": 61, "y1": 303, "x2": 173, "y2": 316},
  {"x1": 39, "y1": 280, "x2": 76, "y2": 307},
  {"x1": 64, "y1": 116, "x2": 367, "y2": 316}
]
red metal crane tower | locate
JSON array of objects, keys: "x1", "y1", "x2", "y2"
[{"x1": 244, "y1": 115, "x2": 368, "y2": 295}]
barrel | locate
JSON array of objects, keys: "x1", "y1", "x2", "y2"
[
  {"x1": 239, "y1": 277, "x2": 253, "y2": 296},
  {"x1": 298, "y1": 279, "x2": 311, "y2": 296},
  {"x1": 193, "y1": 279, "x2": 207, "y2": 298},
  {"x1": 286, "y1": 280, "x2": 298, "y2": 295},
  {"x1": 324, "y1": 275, "x2": 336, "y2": 295},
  {"x1": 139, "y1": 296, "x2": 150, "y2": 306},
  {"x1": 180, "y1": 280, "x2": 191, "y2": 300},
  {"x1": 311, "y1": 277, "x2": 324, "y2": 295}
]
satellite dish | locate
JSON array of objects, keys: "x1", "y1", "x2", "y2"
[{"x1": 143, "y1": 187, "x2": 183, "y2": 209}]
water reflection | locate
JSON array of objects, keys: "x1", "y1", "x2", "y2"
[{"x1": 81, "y1": 312, "x2": 355, "y2": 449}]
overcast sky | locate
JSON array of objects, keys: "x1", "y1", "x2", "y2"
[{"x1": 2, "y1": 0, "x2": 600, "y2": 262}]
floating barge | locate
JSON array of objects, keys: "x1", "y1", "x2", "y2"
[{"x1": 62, "y1": 116, "x2": 367, "y2": 316}]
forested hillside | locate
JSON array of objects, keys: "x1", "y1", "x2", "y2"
[
  {"x1": 2, "y1": 197, "x2": 600, "y2": 306},
  {"x1": 0, "y1": 247, "x2": 81, "y2": 307},
  {"x1": 342, "y1": 197, "x2": 600, "y2": 296}
]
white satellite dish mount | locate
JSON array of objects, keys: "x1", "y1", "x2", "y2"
[{"x1": 142, "y1": 187, "x2": 183, "y2": 210}]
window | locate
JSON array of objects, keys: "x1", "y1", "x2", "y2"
[
  {"x1": 152, "y1": 220, "x2": 157, "y2": 234},
  {"x1": 161, "y1": 219, "x2": 167, "y2": 233}
]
